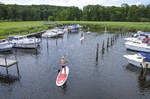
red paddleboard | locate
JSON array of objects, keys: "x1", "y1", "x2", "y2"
[
  {"x1": 80, "y1": 36, "x2": 84, "y2": 41},
  {"x1": 56, "y1": 66, "x2": 69, "y2": 86}
]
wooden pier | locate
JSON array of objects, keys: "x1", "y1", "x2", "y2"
[
  {"x1": 26, "y1": 30, "x2": 46, "y2": 38},
  {"x1": 0, "y1": 57, "x2": 19, "y2": 75}
]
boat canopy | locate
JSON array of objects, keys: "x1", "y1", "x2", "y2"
[{"x1": 140, "y1": 52, "x2": 150, "y2": 62}]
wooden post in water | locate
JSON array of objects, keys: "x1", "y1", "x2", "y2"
[
  {"x1": 102, "y1": 40, "x2": 105, "y2": 54},
  {"x1": 107, "y1": 38, "x2": 109, "y2": 48},
  {"x1": 111, "y1": 37, "x2": 113, "y2": 46},
  {"x1": 141, "y1": 58, "x2": 148, "y2": 81},
  {"x1": 16, "y1": 62, "x2": 20, "y2": 77},
  {"x1": 96, "y1": 43, "x2": 99, "y2": 63}
]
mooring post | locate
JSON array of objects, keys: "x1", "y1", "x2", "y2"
[
  {"x1": 141, "y1": 58, "x2": 147, "y2": 81},
  {"x1": 16, "y1": 62, "x2": 20, "y2": 77},
  {"x1": 46, "y1": 36, "x2": 48, "y2": 49},
  {"x1": 143, "y1": 64, "x2": 148, "y2": 80},
  {"x1": 96, "y1": 43, "x2": 99, "y2": 63},
  {"x1": 56, "y1": 39, "x2": 57, "y2": 46},
  {"x1": 107, "y1": 38, "x2": 109, "y2": 48},
  {"x1": 102, "y1": 40, "x2": 105, "y2": 54},
  {"x1": 110, "y1": 37, "x2": 113, "y2": 46}
]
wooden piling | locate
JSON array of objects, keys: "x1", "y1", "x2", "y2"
[
  {"x1": 16, "y1": 63, "x2": 20, "y2": 76},
  {"x1": 107, "y1": 38, "x2": 109, "y2": 48},
  {"x1": 102, "y1": 40, "x2": 105, "y2": 54},
  {"x1": 96, "y1": 43, "x2": 99, "y2": 63},
  {"x1": 141, "y1": 58, "x2": 148, "y2": 80}
]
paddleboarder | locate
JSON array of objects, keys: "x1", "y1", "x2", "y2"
[{"x1": 60, "y1": 56, "x2": 67, "y2": 74}]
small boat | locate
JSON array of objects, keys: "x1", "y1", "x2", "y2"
[
  {"x1": 0, "y1": 39, "x2": 13, "y2": 52},
  {"x1": 56, "y1": 66, "x2": 69, "y2": 86},
  {"x1": 123, "y1": 52, "x2": 150, "y2": 68},
  {"x1": 125, "y1": 41, "x2": 150, "y2": 53},
  {"x1": 86, "y1": 31, "x2": 91, "y2": 34},
  {"x1": 42, "y1": 29, "x2": 64, "y2": 38},
  {"x1": 42, "y1": 32, "x2": 58, "y2": 38},
  {"x1": 124, "y1": 37, "x2": 142, "y2": 43},
  {"x1": 8, "y1": 35, "x2": 41, "y2": 49}
]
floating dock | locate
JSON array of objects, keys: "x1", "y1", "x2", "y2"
[{"x1": 0, "y1": 57, "x2": 19, "y2": 75}]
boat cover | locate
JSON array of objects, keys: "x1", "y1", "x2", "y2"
[{"x1": 140, "y1": 52, "x2": 150, "y2": 62}]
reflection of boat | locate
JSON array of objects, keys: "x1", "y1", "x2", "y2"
[
  {"x1": 125, "y1": 41, "x2": 150, "y2": 53},
  {"x1": 0, "y1": 39, "x2": 13, "y2": 52},
  {"x1": 8, "y1": 35, "x2": 41, "y2": 49},
  {"x1": 123, "y1": 52, "x2": 150, "y2": 68},
  {"x1": 126, "y1": 64, "x2": 150, "y2": 91},
  {"x1": 0, "y1": 73, "x2": 20, "y2": 84}
]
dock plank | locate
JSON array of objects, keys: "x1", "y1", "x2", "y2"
[{"x1": 0, "y1": 58, "x2": 17, "y2": 67}]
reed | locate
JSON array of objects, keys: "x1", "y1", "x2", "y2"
[
  {"x1": 0, "y1": 21, "x2": 53, "y2": 39},
  {"x1": 56, "y1": 21, "x2": 150, "y2": 32}
]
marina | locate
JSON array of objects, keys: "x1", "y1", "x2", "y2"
[{"x1": 0, "y1": 28, "x2": 150, "y2": 99}]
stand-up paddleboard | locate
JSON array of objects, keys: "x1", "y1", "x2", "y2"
[
  {"x1": 56, "y1": 66, "x2": 69, "y2": 86},
  {"x1": 80, "y1": 36, "x2": 84, "y2": 41}
]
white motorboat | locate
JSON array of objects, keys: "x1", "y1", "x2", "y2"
[
  {"x1": 8, "y1": 35, "x2": 41, "y2": 49},
  {"x1": 123, "y1": 53, "x2": 150, "y2": 68},
  {"x1": 125, "y1": 41, "x2": 150, "y2": 53},
  {"x1": 42, "y1": 29, "x2": 64, "y2": 38},
  {"x1": 42, "y1": 32, "x2": 58, "y2": 38},
  {"x1": 124, "y1": 37, "x2": 142, "y2": 43},
  {"x1": 0, "y1": 39, "x2": 13, "y2": 51}
]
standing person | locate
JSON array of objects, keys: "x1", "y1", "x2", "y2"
[
  {"x1": 60, "y1": 56, "x2": 67, "y2": 74},
  {"x1": 143, "y1": 35, "x2": 149, "y2": 43}
]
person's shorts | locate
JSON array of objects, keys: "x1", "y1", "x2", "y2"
[{"x1": 61, "y1": 64, "x2": 66, "y2": 68}]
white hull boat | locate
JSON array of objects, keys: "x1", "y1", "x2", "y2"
[
  {"x1": 123, "y1": 54, "x2": 150, "y2": 68},
  {"x1": 125, "y1": 41, "x2": 150, "y2": 53},
  {"x1": 0, "y1": 40, "x2": 13, "y2": 51},
  {"x1": 8, "y1": 35, "x2": 41, "y2": 49},
  {"x1": 124, "y1": 37, "x2": 142, "y2": 43},
  {"x1": 42, "y1": 29, "x2": 64, "y2": 38},
  {"x1": 42, "y1": 32, "x2": 58, "y2": 38}
]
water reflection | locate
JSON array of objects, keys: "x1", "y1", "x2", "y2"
[
  {"x1": 0, "y1": 73, "x2": 20, "y2": 85},
  {"x1": 126, "y1": 64, "x2": 150, "y2": 92}
]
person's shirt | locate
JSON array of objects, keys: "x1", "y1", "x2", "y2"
[{"x1": 143, "y1": 38, "x2": 149, "y2": 43}]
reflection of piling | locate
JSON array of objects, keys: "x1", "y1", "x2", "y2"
[
  {"x1": 102, "y1": 40, "x2": 105, "y2": 54},
  {"x1": 96, "y1": 43, "x2": 99, "y2": 63}
]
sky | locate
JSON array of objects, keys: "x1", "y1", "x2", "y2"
[{"x1": 0, "y1": 0, "x2": 150, "y2": 8}]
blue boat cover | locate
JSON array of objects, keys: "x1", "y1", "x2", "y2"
[{"x1": 140, "y1": 52, "x2": 150, "y2": 62}]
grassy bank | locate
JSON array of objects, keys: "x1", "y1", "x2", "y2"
[
  {"x1": 56, "y1": 21, "x2": 150, "y2": 32},
  {"x1": 0, "y1": 21, "x2": 54, "y2": 39}
]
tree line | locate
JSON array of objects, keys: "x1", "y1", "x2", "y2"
[{"x1": 0, "y1": 3, "x2": 150, "y2": 22}]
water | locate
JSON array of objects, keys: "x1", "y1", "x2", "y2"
[{"x1": 0, "y1": 30, "x2": 150, "y2": 99}]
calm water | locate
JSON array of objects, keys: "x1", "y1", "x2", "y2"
[{"x1": 0, "y1": 30, "x2": 150, "y2": 99}]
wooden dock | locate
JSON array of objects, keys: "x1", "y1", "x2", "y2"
[
  {"x1": 0, "y1": 58, "x2": 17, "y2": 67},
  {"x1": 0, "y1": 57, "x2": 19, "y2": 75},
  {"x1": 26, "y1": 30, "x2": 46, "y2": 38}
]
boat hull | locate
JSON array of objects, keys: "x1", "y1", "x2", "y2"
[
  {"x1": 124, "y1": 54, "x2": 150, "y2": 68},
  {"x1": 125, "y1": 42, "x2": 150, "y2": 53}
]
